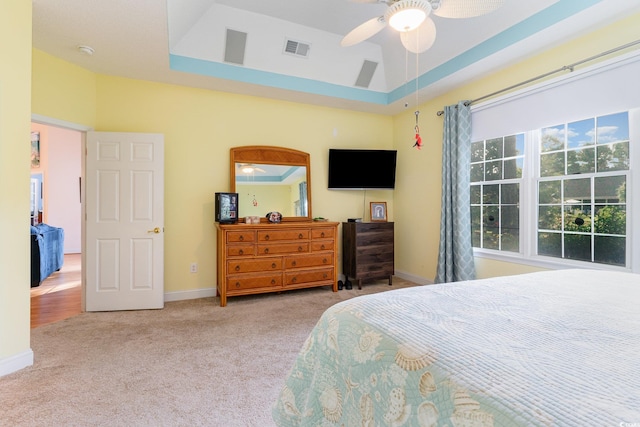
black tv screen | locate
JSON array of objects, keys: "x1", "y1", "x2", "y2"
[{"x1": 328, "y1": 149, "x2": 397, "y2": 190}]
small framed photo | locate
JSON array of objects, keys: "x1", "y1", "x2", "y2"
[{"x1": 370, "y1": 202, "x2": 387, "y2": 222}]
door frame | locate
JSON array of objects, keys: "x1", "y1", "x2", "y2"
[{"x1": 31, "y1": 114, "x2": 92, "y2": 311}]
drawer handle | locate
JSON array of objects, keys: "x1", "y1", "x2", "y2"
[
  {"x1": 321, "y1": 232, "x2": 325, "y2": 238},
  {"x1": 298, "y1": 233, "x2": 303, "y2": 239},
  {"x1": 271, "y1": 279, "x2": 276, "y2": 285},
  {"x1": 271, "y1": 263, "x2": 277, "y2": 269},
  {"x1": 235, "y1": 282, "x2": 241, "y2": 288},
  {"x1": 235, "y1": 265, "x2": 240, "y2": 271},
  {"x1": 292, "y1": 277, "x2": 297, "y2": 283},
  {"x1": 264, "y1": 248, "x2": 270, "y2": 254},
  {"x1": 239, "y1": 235, "x2": 244, "y2": 241},
  {"x1": 265, "y1": 235, "x2": 270, "y2": 241},
  {"x1": 292, "y1": 261, "x2": 297, "y2": 266},
  {"x1": 323, "y1": 273, "x2": 327, "y2": 278},
  {"x1": 323, "y1": 258, "x2": 327, "y2": 264},
  {"x1": 298, "y1": 246, "x2": 303, "y2": 252},
  {"x1": 238, "y1": 249, "x2": 244, "y2": 255},
  {"x1": 320, "y1": 244, "x2": 325, "y2": 250}
]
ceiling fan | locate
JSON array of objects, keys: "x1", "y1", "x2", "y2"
[
  {"x1": 237, "y1": 164, "x2": 266, "y2": 174},
  {"x1": 341, "y1": 0, "x2": 505, "y2": 53}
]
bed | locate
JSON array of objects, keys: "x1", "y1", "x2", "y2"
[{"x1": 273, "y1": 269, "x2": 640, "y2": 426}]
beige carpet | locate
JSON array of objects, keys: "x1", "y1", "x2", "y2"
[{"x1": 1, "y1": 279, "x2": 421, "y2": 426}]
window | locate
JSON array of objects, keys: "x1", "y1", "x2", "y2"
[
  {"x1": 470, "y1": 134, "x2": 524, "y2": 252},
  {"x1": 471, "y1": 111, "x2": 631, "y2": 269}
]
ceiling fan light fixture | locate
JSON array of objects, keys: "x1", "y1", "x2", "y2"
[
  {"x1": 241, "y1": 166, "x2": 255, "y2": 174},
  {"x1": 385, "y1": 0, "x2": 432, "y2": 32}
]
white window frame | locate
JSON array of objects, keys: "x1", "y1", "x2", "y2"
[{"x1": 470, "y1": 51, "x2": 640, "y2": 273}]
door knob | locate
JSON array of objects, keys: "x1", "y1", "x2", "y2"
[{"x1": 148, "y1": 227, "x2": 161, "y2": 234}]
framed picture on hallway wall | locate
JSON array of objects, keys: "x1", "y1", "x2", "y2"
[
  {"x1": 370, "y1": 202, "x2": 387, "y2": 222},
  {"x1": 31, "y1": 131, "x2": 40, "y2": 168}
]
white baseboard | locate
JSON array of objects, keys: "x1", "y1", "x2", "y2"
[
  {"x1": 0, "y1": 349, "x2": 34, "y2": 378},
  {"x1": 394, "y1": 269, "x2": 434, "y2": 285},
  {"x1": 164, "y1": 287, "x2": 217, "y2": 302}
]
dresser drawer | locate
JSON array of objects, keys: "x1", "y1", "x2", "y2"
[
  {"x1": 258, "y1": 229, "x2": 310, "y2": 242},
  {"x1": 227, "y1": 244, "x2": 255, "y2": 257},
  {"x1": 285, "y1": 267, "x2": 334, "y2": 286},
  {"x1": 258, "y1": 242, "x2": 309, "y2": 255},
  {"x1": 228, "y1": 257, "x2": 281, "y2": 274},
  {"x1": 227, "y1": 273, "x2": 282, "y2": 291},
  {"x1": 311, "y1": 228, "x2": 335, "y2": 239},
  {"x1": 227, "y1": 231, "x2": 255, "y2": 243},
  {"x1": 285, "y1": 253, "x2": 333, "y2": 269},
  {"x1": 311, "y1": 240, "x2": 333, "y2": 252}
]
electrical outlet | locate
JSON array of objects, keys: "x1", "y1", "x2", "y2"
[{"x1": 190, "y1": 263, "x2": 198, "y2": 273}]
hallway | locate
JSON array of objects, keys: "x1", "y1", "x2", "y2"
[{"x1": 31, "y1": 253, "x2": 81, "y2": 328}]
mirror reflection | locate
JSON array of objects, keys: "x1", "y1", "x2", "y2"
[{"x1": 234, "y1": 163, "x2": 308, "y2": 217}]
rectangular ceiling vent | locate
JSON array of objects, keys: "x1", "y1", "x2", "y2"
[
  {"x1": 284, "y1": 39, "x2": 310, "y2": 58},
  {"x1": 355, "y1": 60, "x2": 379, "y2": 88},
  {"x1": 224, "y1": 29, "x2": 247, "y2": 65}
]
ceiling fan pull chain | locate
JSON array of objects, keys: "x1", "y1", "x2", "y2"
[{"x1": 413, "y1": 110, "x2": 423, "y2": 150}]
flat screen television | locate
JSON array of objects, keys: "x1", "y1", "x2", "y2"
[{"x1": 328, "y1": 149, "x2": 397, "y2": 190}]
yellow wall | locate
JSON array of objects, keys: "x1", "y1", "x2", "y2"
[
  {"x1": 31, "y1": 50, "x2": 97, "y2": 127},
  {"x1": 393, "y1": 12, "x2": 640, "y2": 282},
  {"x1": 93, "y1": 75, "x2": 394, "y2": 292},
  {"x1": 0, "y1": 0, "x2": 32, "y2": 365},
  {"x1": 238, "y1": 185, "x2": 292, "y2": 217}
]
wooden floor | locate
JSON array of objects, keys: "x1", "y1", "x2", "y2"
[{"x1": 31, "y1": 253, "x2": 82, "y2": 328}]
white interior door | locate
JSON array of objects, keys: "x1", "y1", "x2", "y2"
[{"x1": 85, "y1": 132, "x2": 164, "y2": 311}]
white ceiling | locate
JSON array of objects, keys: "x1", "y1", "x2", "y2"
[{"x1": 31, "y1": 0, "x2": 640, "y2": 115}]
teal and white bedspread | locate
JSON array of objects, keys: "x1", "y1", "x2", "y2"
[{"x1": 273, "y1": 269, "x2": 640, "y2": 426}]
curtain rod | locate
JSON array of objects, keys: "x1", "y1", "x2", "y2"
[{"x1": 436, "y1": 38, "x2": 640, "y2": 116}]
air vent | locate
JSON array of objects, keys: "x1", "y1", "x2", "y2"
[
  {"x1": 284, "y1": 39, "x2": 310, "y2": 57},
  {"x1": 355, "y1": 60, "x2": 378, "y2": 88},
  {"x1": 224, "y1": 29, "x2": 247, "y2": 65}
]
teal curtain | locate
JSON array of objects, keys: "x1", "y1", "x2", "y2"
[{"x1": 435, "y1": 101, "x2": 476, "y2": 283}]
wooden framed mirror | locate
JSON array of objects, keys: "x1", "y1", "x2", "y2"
[{"x1": 230, "y1": 146, "x2": 312, "y2": 222}]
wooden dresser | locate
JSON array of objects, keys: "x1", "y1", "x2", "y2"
[
  {"x1": 216, "y1": 221, "x2": 339, "y2": 306},
  {"x1": 342, "y1": 221, "x2": 394, "y2": 289}
]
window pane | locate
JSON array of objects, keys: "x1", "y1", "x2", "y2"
[
  {"x1": 504, "y1": 134, "x2": 524, "y2": 157},
  {"x1": 539, "y1": 206, "x2": 561, "y2": 230},
  {"x1": 485, "y1": 160, "x2": 502, "y2": 181},
  {"x1": 483, "y1": 206, "x2": 500, "y2": 250},
  {"x1": 538, "y1": 232, "x2": 561, "y2": 257},
  {"x1": 483, "y1": 184, "x2": 499, "y2": 204},
  {"x1": 501, "y1": 183, "x2": 519, "y2": 204},
  {"x1": 485, "y1": 138, "x2": 503, "y2": 160},
  {"x1": 541, "y1": 125, "x2": 565, "y2": 152},
  {"x1": 594, "y1": 205, "x2": 626, "y2": 235},
  {"x1": 471, "y1": 141, "x2": 484, "y2": 162},
  {"x1": 564, "y1": 178, "x2": 591, "y2": 204},
  {"x1": 501, "y1": 205, "x2": 519, "y2": 252},
  {"x1": 539, "y1": 180, "x2": 561, "y2": 204},
  {"x1": 503, "y1": 157, "x2": 523, "y2": 179},
  {"x1": 564, "y1": 206, "x2": 591, "y2": 233},
  {"x1": 471, "y1": 206, "x2": 481, "y2": 247},
  {"x1": 470, "y1": 163, "x2": 484, "y2": 182},
  {"x1": 567, "y1": 118, "x2": 595, "y2": 148},
  {"x1": 597, "y1": 142, "x2": 629, "y2": 172},
  {"x1": 595, "y1": 175, "x2": 626, "y2": 203},
  {"x1": 594, "y1": 236, "x2": 625, "y2": 266},
  {"x1": 470, "y1": 185, "x2": 481, "y2": 204},
  {"x1": 564, "y1": 234, "x2": 591, "y2": 262},
  {"x1": 540, "y1": 152, "x2": 565, "y2": 176},
  {"x1": 597, "y1": 112, "x2": 629, "y2": 143},
  {"x1": 566, "y1": 147, "x2": 595, "y2": 175}
]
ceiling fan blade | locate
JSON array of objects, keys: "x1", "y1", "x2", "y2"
[
  {"x1": 341, "y1": 16, "x2": 387, "y2": 47},
  {"x1": 433, "y1": 0, "x2": 504, "y2": 18},
  {"x1": 400, "y1": 17, "x2": 436, "y2": 53}
]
